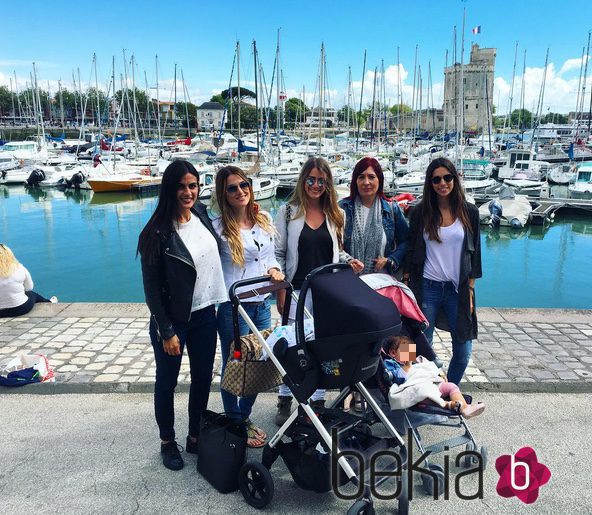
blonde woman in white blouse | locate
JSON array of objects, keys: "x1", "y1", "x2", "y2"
[{"x1": 213, "y1": 166, "x2": 284, "y2": 448}]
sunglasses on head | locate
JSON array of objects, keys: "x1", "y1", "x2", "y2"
[
  {"x1": 431, "y1": 174, "x2": 454, "y2": 185},
  {"x1": 305, "y1": 176, "x2": 327, "y2": 187},
  {"x1": 226, "y1": 181, "x2": 250, "y2": 194}
]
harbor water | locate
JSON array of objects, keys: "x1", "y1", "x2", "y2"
[{"x1": 1, "y1": 184, "x2": 591, "y2": 309}]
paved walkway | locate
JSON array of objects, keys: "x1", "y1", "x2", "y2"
[{"x1": 1, "y1": 303, "x2": 591, "y2": 393}]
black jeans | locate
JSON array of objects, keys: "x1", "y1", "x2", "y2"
[
  {"x1": 0, "y1": 291, "x2": 50, "y2": 318},
  {"x1": 149, "y1": 304, "x2": 217, "y2": 441}
]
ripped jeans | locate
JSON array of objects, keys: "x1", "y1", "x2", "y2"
[{"x1": 421, "y1": 278, "x2": 472, "y2": 385}]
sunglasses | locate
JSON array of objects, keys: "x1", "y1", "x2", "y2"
[
  {"x1": 431, "y1": 174, "x2": 454, "y2": 185},
  {"x1": 226, "y1": 181, "x2": 250, "y2": 194},
  {"x1": 305, "y1": 176, "x2": 327, "y2": 187}
]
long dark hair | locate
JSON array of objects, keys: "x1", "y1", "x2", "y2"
[
  {"x1": 348, "y1": 156, "x2": 385, "y2": 200},
  {"x1": 137, "y1": 160, "x2": 200, "y2": 263},
  {"x1": 421, "y1": 157, "x2": 470, "y2": 242}
]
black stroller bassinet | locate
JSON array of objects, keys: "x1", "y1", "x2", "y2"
[{"x1": 275, "y1": 264, "x2": 403, "y2": 401}]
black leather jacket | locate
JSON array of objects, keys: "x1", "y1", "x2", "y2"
[{"x1": 140, "y1": 203, "x2": 221, "y2": 340}]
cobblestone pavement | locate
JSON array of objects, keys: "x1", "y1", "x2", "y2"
[{"x1": 0, "y1": 303, "x2": 591, "y2": 393}]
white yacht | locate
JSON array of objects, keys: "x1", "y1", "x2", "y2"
[{"x1": 568, "y1": 163, "x2": 592, "y2": 199}]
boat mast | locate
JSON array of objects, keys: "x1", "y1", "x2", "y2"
[
  {"x1": 459, "y1": 7, "x2": 466, "y2": 174},
  {"x1": 356, "y1": 50, "x2": 366, "y2": 153},
  {"x1": 180, "y1": 69, "x2": 190, "y2": 138},
  {"x1": 155, "y1": 55, "x2": 162, "y2": 145},
  {"x1": 577, "y1": 32, "x2": 591, "y2": 140},
  {"x1": 370, "y1": 66, "x2": 377, "y2": 149},
  {"x1": 530, "y1": 48, "x2": 549, "y2": 153},
  {"x1": 236, "y1": 41, "x2": 241, "y2": 142},
  {"x1": 518, "y1": 50, "x2": 526, "y2": 140},
  {"x1": 58, "y1": 79, "x2": 65, "y2": 129},
  {"x1": 442, "y1": 49, "x2": 448, "y2": 142},
  {"x1": 276, "y1": 29, "x2": 281, "y2": 152},
  {"x1": 503, "y1": 42, "x2": 518, "y2": 134},
  {"x1": 253, "y1": 40, "x2": 260, "y2": 160},
  {"x1": 318, "y1": 43, "x2": 324, "y2": 154}
]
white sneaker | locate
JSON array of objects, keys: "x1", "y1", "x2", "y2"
[{"x1": 50, "y1": 296, "x2": 58, "y2": 303}]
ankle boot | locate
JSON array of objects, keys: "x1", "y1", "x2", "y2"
[{"x1": 274, "y1": 395, "x2": 293, "y2": 426}]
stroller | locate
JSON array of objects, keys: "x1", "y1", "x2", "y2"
[
  {"x1": 342, "y1": 278, "x2": 489, "y2": 498},
  {"x1": 229, "y1": 263, "x2": 410, "y2": 514}
]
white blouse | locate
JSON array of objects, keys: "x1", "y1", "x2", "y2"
[{"x1": 213, "y1": 214, "x2": 281, "y2": 303}]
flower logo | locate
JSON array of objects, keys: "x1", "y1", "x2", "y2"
[{"x1": 495, "y1": 447, "x2": 551, "y2": 504}]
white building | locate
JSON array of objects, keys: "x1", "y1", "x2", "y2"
[
  {"x1": 196, "y1": 102, "x2": 225, "y2": 131},
  {"x1": 305, "y1": 107, "x2": 338, "y2": 128}
]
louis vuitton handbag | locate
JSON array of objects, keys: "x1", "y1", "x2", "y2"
[{"x1": 221, "y1": 328, "x2": 283, "y2": 397}]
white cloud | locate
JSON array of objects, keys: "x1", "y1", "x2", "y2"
[
  {"x1": 559, "y1": 55, "x2": 589, "y2": 75},
  {"x1": 494, "y1": 61, "x2": 592, "y2": 115}
]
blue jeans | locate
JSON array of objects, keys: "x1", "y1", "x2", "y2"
[
  {"x1": 421, "y1": 278, "x2": 472, "y2": 385},
  {"x1": 149, "y1": 304, "x2": 217, "y2": 441},
  {"x1": 217, "y1": 298, "x2": 272, "y2": 421}
]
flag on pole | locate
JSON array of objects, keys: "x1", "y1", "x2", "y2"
[{"x1": 472, "y1": 26, "x2": 481, "y2": 34}]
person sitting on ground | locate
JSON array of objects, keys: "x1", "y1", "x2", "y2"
[
  {"x1": 0, "y1": 244, "x2": 56, "y2": 318},
  {"x1": 385, "y1": 335, "x2": 485, "y2": 418}
]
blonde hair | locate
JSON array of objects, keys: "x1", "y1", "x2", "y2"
[
  {"x1": 289, "y1": 157, "x2": 344, "y2": 246},
  {"x1": 0, "y1": 244, "x2": 20, "y2": 278},
  {"x1": 214, "y1": 166, "x2": 275, "y2": 267}
]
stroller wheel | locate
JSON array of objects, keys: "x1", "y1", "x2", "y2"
[
  {"x1": 347, "y1": 499, "x2": 375, "y2": 515},
  {"x1": 480, "y1": 445, "x2": 489, "y2": 469},
  {"x1": 421, "y1": 464, "x2": 445, "y2": 497},
  {"x1": 464, "y1": 442, "x2": 478, "y2": 468},
  {"x1": 238, "y1": 461, "x2": 274, "y2": 509}
]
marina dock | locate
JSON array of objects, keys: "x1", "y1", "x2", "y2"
[{"x1": 1, "y1": 303, "x2": 591, "y2": 394}]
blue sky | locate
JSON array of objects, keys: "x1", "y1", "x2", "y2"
[{"x1": 2, "y1": 0, "x2": 591, "y2": 114}]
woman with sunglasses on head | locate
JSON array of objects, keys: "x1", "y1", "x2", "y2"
[
  {"x1": 138, "y1": 160, "x2": 227, "y2": 472},
  {"x1": 403, "y1": 157, "x2": 482, "y2": 386},
  {"x1": 0, "y1": 243, "x2": 56, "y2": 318},
  {"x1": 340, "y1": 156, "x2": 409, "y2": 276},
  {"x1": 212, "y1": 166, "x2": 284, "y2": 448},
  {"x1": 273, "y1": 157, "x2": 362, "y2": 425}
]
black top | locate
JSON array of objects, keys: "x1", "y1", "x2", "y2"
[{"x1": 291, "y1": 221, "x2": 333, "y2": 289}]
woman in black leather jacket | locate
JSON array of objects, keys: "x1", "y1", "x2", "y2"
[{"x1": 138, "y1": 160, "x2": 227, "y2": 471}]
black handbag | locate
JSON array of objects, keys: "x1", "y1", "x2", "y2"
[{"x1": 197, "y1": 410, "x2": 247, "y2": 493}]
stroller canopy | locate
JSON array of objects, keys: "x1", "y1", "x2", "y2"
[{"x1": 303, "y1": 267, "x2": 402, "y2": 346}]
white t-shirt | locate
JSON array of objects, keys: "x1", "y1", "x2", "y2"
[
  {"x1": 176, "y1": 213, "x2": 227, "y2": 311},
  {"x1": 422, "y1": 218, "x2": 464, "y2": 290},
  {"x1": 0, "y1": 264, "x2": 33, "y2": 309}
]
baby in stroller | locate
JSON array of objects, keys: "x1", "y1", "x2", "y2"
[{"x1": 385, "y1": 335, "x2": 485, "y2": 418}]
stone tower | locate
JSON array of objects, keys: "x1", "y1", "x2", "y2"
[{"x1": 443, "y1": 44, "x2": 496, "y2": 133}]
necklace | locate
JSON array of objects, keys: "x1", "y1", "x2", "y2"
[{"x1": 179, "y1": 212, "x2": 191, "y2": 224}]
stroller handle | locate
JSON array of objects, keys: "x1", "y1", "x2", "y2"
[
  {"x1": 229, "y1": 275, "x2": 292, "y2": 304},
  {"x1": 229, "y1": 276, "x2": 294, "y2": 354}
]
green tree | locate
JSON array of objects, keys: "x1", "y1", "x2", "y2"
[
  {"x1": 222, "y1": 86, "x2": 256, "y2": 104},
  {"x1": 0, "y1": 85, "x2": 13, "y2": 117},
  {"x1": 510, "y1": 109, "x2": 532, "y2": 130},
  {"x1": 284, "y1": 97, "x2": 308, "y2": 127},
  {"x1": 540, "y1": 112, "x2": 568, "y2": 124},
  {"x1": 175, "y1": 101, "x2": 198, "y2": 127},
  {"x1": 18, "y1": 87, "x2": 51, "y2": 119},
  {"x1": 389, "y1": 103, "x2": 412, "y2": 116},
  {"x1": 210, "y1": 93, "x2": 226, "y2": 106}
]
